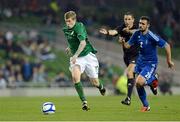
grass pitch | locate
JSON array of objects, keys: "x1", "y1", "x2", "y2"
[{"x1": 0, "y1": 95, "x2": 180, "y2": 121}]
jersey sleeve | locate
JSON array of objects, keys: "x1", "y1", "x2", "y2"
[
  {"x1": 157, "y1": 37, "x2": 167, "y2": 48},
  {"x1": 127, "y1": 31, "x2": 138, "y2": 46},
  {"x1": 149, "y1": 31, "x2": 167, "y2": 48},
  {"x1": 75, "y1": 23, "x2": 87, "y2": 41}
]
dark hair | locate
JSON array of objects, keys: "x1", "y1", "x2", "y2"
[
  {"x1": 124, "y1": 12, "x2": 134, "y2": 19},
  {"x1": 140, "y1": 16, "x2": 150, "y2": 24}
]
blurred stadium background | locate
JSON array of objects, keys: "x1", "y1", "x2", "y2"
[{"x1": 0, "y1": 0, "x2": 180, "y2": 96}]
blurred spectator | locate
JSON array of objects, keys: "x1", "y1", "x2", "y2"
[
  {"x1": 14, "y1": 65, "x2": 23, "y2": 86},
  {"x1": 29, "y1": 30, "x2": 39, "y2": 40},
  {"x1": 10, "y1": 53, "x2": 22, "y2": 65},
  {"x1": 159, "y1": 71, "x2": 173, "y2": 95},
  {"x1": 0, "y1": 37, "x2": 5, "y2": 50},
  {"x1": 21, "y1": 40, "x2": 35, "y2": 56},
  {"x1": 32, "y1": 64, "x2": 47, "y2": 83},
  {"x1": 5, "y1": 31, "x2": 13, "y2": 41},
  {"x1": 7, "y1": 66, "x2": 16, "y2": 88},
  {"x1": 4, "y1": 37, "x2": 22, "y2": 58},
  {"x1": 38, "y1": 40, "x2": 56, "y2": 60},
  {"x1": 0, "y1": 70, "x2": 7, "y2": 89},
  {"x1": 18, "y1": 30, "x2": 28, "y2": 41},
  {"x1": 3, "y1": 8, "x2": 12, "y2": 18},
  {"x1": 51, "y1": 71, "x2": 71, "y2": 87},
  {"x1": 21, "y1": 58, "x2": 33, "y2": 81}
]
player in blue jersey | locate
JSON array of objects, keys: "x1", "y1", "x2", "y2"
[{"x1": 121, "y1": 16, "x2": 174, "y2": 112}]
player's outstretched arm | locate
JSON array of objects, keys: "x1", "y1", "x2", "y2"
[
  {"x1": 122, "y1": 27, "x2": 137, "y2": 34},
  {"x1": 99, "y1": 28, "x2": 118, "y2": 36},
  {"x1": 164, "y1": 43, "x2": 175, "y2": 69}
]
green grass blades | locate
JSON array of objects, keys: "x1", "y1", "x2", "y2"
[{"x1": 0, "y1": 96, "x2": 180, "y2": 121}]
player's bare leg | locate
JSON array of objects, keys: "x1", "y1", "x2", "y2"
[{"x1": 72, "y1": 65, "x2": 90, "y2": 111}]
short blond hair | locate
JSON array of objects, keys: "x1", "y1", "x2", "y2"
[{"x1": 64, "y1": 11, "x2": 76, "y2": 20}]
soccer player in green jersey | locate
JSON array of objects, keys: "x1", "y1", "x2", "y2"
[{"x1": 62, "y1": 11, "x2": 106, "y2": 111}]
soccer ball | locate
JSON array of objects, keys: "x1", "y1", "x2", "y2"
[{"x1": 42, "y1": 102, "x2": 56, "y2": 114}]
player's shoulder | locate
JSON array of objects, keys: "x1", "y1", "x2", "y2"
[
  {"x1": 148, "y1": 30, "x2": 156, "y2": 35},
  {"x1": 75, "y1": 22, "x2": 85, "y2": 28},
  {"x1": 148, "y1": 30, "x2": 159, "y2": 41},
  {"x1": 133, "y1": 29, "x2": 141, "y2": 35},
  {"x1": 74, "y1": 22, "x2": 85, "y2": 31}
]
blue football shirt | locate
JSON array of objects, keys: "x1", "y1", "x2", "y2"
[{"x1": 128, "y1": 30, "x2": 167, "y2": 64}]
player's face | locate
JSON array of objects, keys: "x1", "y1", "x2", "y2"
[
  {"x1": 124, "y1": 15, "x2": 134, "y2": 27},
  {"x1": 65, "y1": 18, "x2": 76, "y2": 29},
  {"x1": 139, "y1": 19, "x2": 149, "y2": 32}
]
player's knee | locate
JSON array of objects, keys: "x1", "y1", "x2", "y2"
[
  {"x1": 135, "y1": 75, "x2": 145, "y2": 86},
  {"x1": 135, "y1": 80, "x2": 144, "y2": 87},
  {"x1": 72, "y1": 74, "x2": 80, "y2": 83},
  {"x1": 93, "y1": 82, "x2": 98, "y2": 87},
  {"x1": 72, "y1": 77, "x2": 77, "y2": 83},
  {"x1": 127, "y1": 71, "x2": 134, "y2": 78},
  {"x1": 90, "y1": 78, "x2": 99, "y2": 87}
]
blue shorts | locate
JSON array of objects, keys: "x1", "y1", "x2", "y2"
[{"x1": 134, "y1": 62, "x2": 157, "y2": 85}]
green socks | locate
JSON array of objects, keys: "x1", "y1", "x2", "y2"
[
  {"x1": 97, "y1": 81, "x2": 104, "y2": 90},
  {"x1": 74, "y1": 82, "x2": 86, "y2": 102}
]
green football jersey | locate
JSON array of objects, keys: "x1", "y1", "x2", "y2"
[{"x1": 63, "y1": 22, "x2": 97, "y2": 57}]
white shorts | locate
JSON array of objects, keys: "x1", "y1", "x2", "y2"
[{"x1": 69, "y1": 52, "x2": 99, "y2": 78}]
